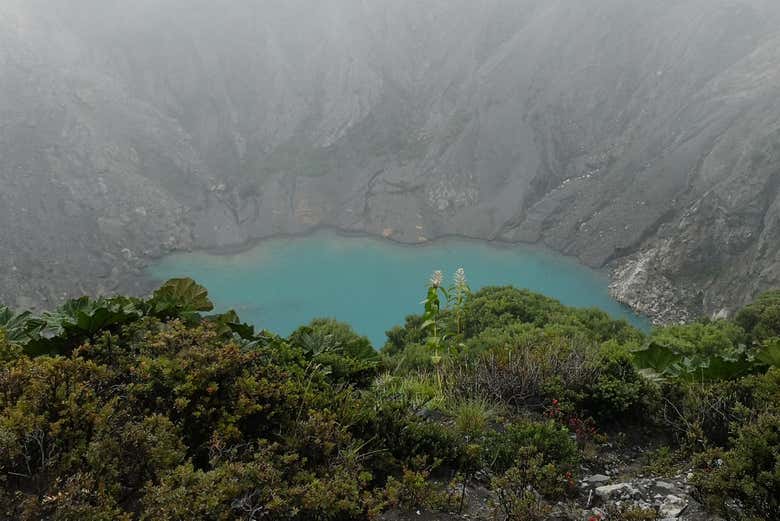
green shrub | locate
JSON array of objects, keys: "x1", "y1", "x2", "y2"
[
  {"x1": 459, "y1": 322, "x2": 537, "y2": 355},
  {"x1": 289, "y1": 319, "x2": 378, "y2": 386},
  {"x1": 461, "y1": 287, "x2": 641, "y2": 343},
  {"x1": 649, "y1": 320, "x2": 746, "y2": 358},
  {"x1": 747, "y1": 367, "x2": 780, "y2": 410},
  {"x1": 381, "y1": 343, "x2": 438, "y2": 373},
  {"x1": 445, "y1": 334, "x2": 600, "y2": 410},
  {"x1": 489, "y1": 451, "x2": 556, "y2": 519},
  {"x1": 462, "y1": 287, "x2": 568, "y2": 335},
  {"x1": 633, "y1": 319, "x2": 780, "y2": 382},
  {"x1": 659, "y1": 379, "x2": 755, "y2": 449},
  {"x1": 0, "y1": 330, "x2": 21, "y2": 363},
  {"x1": 384, "y1": 466, "x2": 444, "y2": 513},
  {"x1": 384, "y1": 286, "x2": 641, "y2": 355},
  {"x1": 143, "y1": 444, "x2": 381, "y2": 521},
  {"x1": 584, "y1": 353, "x2": 652, "y2": 420},
  {"x1": 290, "y1": 318, "x2": 376, "y2": 361},
  {"x1": 383, "y1": 315, "x2": 427, "y2": 356},
  {"x1": 123, "y1": 321, "x2": 308, "y2": 460},
  {"x1": 483, "y1": 421, "x2": 579, "y2": 478},
  {"x1": 85, "y1": 412, "x2": 187, "y2": 495},
  {"x1": 313, "y1": 351, "x2": 378, "y2": 386},
  {"x1": 395, "y1": 421, "x2": 462, "y2": 468},
  {"x1": 373, "y1": 373, "x2": 444, "y2": 411},
  {"x1": 569, "y1": 307, "x2": 644, "y2": 344},
  {"x1": 346, "y1": 386, "x2": 460, "y2": 472},
  {"x1": 22, "y1": 472, "x2": 133, "y2": 521},
  {"x1": 450, "y1": 398, "x2": 497, "y2": 438},
  {"x1": 3, "y1": 279, "x2": 780, "y2": 520},
  {"x1": 643, "y1": 446, "x2": 682, "y2": 477},
  {"x1": 736, "y1": 291, "x2": 780, "y2": 346},
  {"x1": 693, "y1": 413, "x2": 780, "y2": 520}
]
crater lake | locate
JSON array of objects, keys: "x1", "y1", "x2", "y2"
[{"x1": 147, "y1": 231, "x2": 650, "y2": 347}]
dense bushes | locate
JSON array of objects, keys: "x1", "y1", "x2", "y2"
[
  {"x1": 289, "y1": 318, "x2": 378, "y2": 386},
  {"x1": 0, "y1": 280, "x2": 779, "y2": 519},
  {"x1": 483, "y1": 421, "x2": 579, "y2": 477},
  {"x1": 634, "y1": 293, "x2": 780, "y2": 383},
  {"x1": 736, "y1": 291, "x2": 780, "y2": 346},
  {"x1": 458, "y1": 287, "x2": 642, "y2": 345},
  {"x1": 0, "y1": 281, "x2": 395, "y2": 519},
  {"x1": 693, "y1": 412, "x2": 780, "y2": 520}
]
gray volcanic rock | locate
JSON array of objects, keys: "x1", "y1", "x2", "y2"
[{"x1": 1, "y1": 0, "x2": 779, "y2": 319}]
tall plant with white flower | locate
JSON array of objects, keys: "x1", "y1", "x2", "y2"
[
  {"x1": 449, "y1": 268, "x2": 471, "y2": 335},
  {"x1": 421, "y1": 268, "x2": 471, "y2": 392},
  {"x1": 421, "y1": 268, "x2": 471, "y2": 349},
  {"x1": 421, "y1": 270, "x2": 446, "y2": 352}
]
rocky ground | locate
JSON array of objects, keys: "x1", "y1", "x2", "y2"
[{"x1": 381, "y1": 445, "x2": 720, "y2": 521}]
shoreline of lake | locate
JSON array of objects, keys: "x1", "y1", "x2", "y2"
[{"x1": 147, "y1": 230, "x2": 651, "y2": 346}]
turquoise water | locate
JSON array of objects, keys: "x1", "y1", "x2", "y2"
[{"x1": 147, "y1": 231, "x2": 650, "y2": 347}]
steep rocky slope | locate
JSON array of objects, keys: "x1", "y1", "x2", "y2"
[{"x1": 1, "y1": 0, "x2": 778, "y2": 320}]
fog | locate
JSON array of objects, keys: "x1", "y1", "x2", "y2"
[{"x1": 1, "y1": 0, "x2": 779, "y2": 321}]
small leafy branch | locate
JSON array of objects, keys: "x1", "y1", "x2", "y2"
[{"x1": 545, "y1": 399, "x2": 599, "y2": 444}]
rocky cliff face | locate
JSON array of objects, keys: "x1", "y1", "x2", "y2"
[{"x1": 1, "y1": 0, "x2": 778, "y2": 320}]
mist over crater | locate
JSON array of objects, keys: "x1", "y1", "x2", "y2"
[{"x1": 1, "y1": 0, "x2": 779, "y2": 322}]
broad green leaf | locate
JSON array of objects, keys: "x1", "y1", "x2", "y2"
[
  {"x1": 207, "y1": 310, "x2": 256, "y2": 340},
  {"x1": 672, "y1": 355, "x2": 754, "y2": 382},
  {"x1": 150, "y1": 278, "x2": 214, "y2": 317},
  {"x1": 0, "y1": 306, "x2": 37, "y2": 343},
  {"x1": 633, "y1": 342, "x2": 682, "y2": 373},
  {"x1": 420, "y1": 319, "x2": 436, "y2": 331},
  {"x1": 16, "y1": 296, "x2": 143, "y2": 356}
]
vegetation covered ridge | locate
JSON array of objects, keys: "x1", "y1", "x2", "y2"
[{"x1": 0, "y1": 276, "x2": 779, "y2": 520}]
